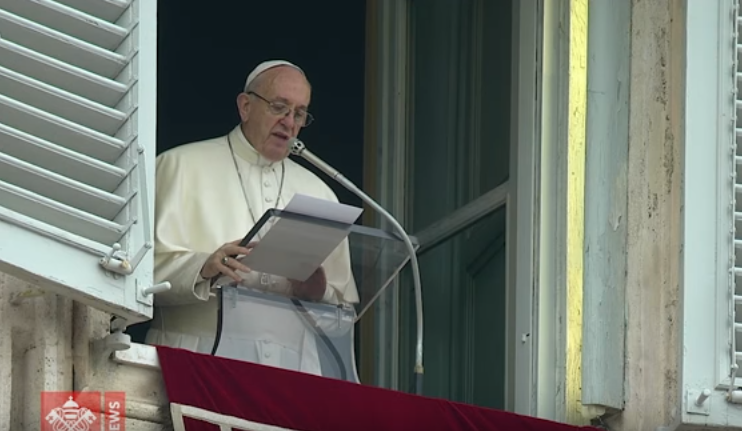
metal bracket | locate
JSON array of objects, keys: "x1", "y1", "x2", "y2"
[
  {"x1": 99, "y1": 241, "x2": 153, "y2": 277},
  {"x1": 99, "y1": 243, "x2": 134, "y2": 275},
  {"x1": 110, "y1": 316, "x2": 128, "y2": 333},
  {"x1": 91, "y1": 323, "x2": 131, "y2": 369},
  {"x1": 686, "y1": 389, "x2": 712, "y2": 415},
  {"x1": 136, "y1": 280, "x2": 171, "y2": 306}
]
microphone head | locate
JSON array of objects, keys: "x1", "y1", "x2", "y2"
[{"x1": 289, "y1": 137, "x2": 305, "y2": 156}]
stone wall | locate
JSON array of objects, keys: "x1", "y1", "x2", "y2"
[
  {"x1": 0, "y1": 272, "x2": 169, "y2": 430},
  {"x1": 607, "y1": 0, "x2": 686, "y2": 429}
]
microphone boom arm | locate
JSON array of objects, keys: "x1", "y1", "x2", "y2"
[{"x1": 290, "y1": 138, "x2": 425, "y2": 395}]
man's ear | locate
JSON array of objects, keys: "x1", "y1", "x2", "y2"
[{"x1": 236, "y1": 92, "x2": 251, "y2": 122}]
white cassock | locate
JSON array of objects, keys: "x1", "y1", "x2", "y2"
[{"x1": 145, "y1": 125, "x2": 359, "y2": 376}]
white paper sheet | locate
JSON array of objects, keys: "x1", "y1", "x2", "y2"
[
  {"x1": 282, "y1": 193, "x2": 363, "y2": 224},
  {"x1": 237, "y1": 194, "x2": 363, "y2": 281}
]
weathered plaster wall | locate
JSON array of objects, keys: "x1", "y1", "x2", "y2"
[
  {"x1": 0, "y1": 272, "x2": 169, "y2": 430},
  {"x1": 608, "y1": 0, "x2": 685, "y2": 429}
]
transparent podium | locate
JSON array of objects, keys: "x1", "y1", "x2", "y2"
[{"x1": 208, "y1": 208, "x2": 418, "y2": 383}]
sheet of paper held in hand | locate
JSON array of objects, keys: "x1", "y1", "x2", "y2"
[{"x1": 239, "y1": 194, "x2": 363, "y2": 281}]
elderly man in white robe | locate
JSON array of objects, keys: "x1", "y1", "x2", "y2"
[{"x1": 145, "y1": 60, "x2": 359, "y2": 377}]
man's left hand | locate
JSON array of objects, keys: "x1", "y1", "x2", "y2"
[{"x1": 290, "y1": 267, "x2": 327, "y2": 302}]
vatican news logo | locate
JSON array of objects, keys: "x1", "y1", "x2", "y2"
[{"x1": 41, "y1": 391, "x2": 125, "y2": 431}]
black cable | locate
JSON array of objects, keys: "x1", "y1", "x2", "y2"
[{"x1": 290, "y1": 297, "x2": 348, "y2": 381}]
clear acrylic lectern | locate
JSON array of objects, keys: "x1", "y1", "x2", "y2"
[{"x1": 208, "y1": 208, "x2": 418, "y2": 383}]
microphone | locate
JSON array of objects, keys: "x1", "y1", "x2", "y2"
[
  {"x1": 290, "y1": 137, "x2": 425, "y2": 395},
  {"x1": 289, "y1": 139, "x2": 341, "y2": 179}
]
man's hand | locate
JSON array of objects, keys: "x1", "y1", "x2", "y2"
[
  {"x1": 200, "y1": 239, "x2": 256, "y2": 282},
  {"x1": 290, "y1": 266, "x2": 327, "y2": 302}
]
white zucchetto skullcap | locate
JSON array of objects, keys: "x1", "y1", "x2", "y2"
[{"x1": 244, "y1": 60, "x2": 304, "y2": 92}]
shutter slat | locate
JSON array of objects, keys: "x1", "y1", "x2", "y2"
[
  {"x1": 53, "y1": 0, "x2": 130, "y2": 23},
  {"x1": 0, "y1": 180, "x2": 128, "y2": 246},
  {"x1": 0, "y1": 8, "x2": 127, "y2": 79},
  {"x1": 0, "y1": 65, "x2": 127, "y2": 135},
  {"x1": 0, "y1": 39, "x2": 127, "y2": 106},
  {"x1": 0, "y1": 0, "x2": 128, "y2": 50},
  {"x1": 0, "y1": 124, "x2": 126, "y2": 192},
  {"x1": 0, "y1": 94, "x2": 126, "y2": 164},
  {"x1": 0, "y1": 152, "x2": 131, "y2": 221}
]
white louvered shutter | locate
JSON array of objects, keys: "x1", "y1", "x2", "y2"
[
  {"x1": 731, "y1": 0, "x2": 742, "y2": 392},
  {"x1": 0, "y1": 0, "x2": 157, "y2": 323},
  {"x1": 681, "y1": 0, "x2": 742, "y2": 427}
]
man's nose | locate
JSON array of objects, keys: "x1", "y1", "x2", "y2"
[{"x1": 279, "y1": 112, "x2": 296, "y2": 128}]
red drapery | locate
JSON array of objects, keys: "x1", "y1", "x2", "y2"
[{"x1": 156, "y1": 346, "x2": 598, "y2": 431}]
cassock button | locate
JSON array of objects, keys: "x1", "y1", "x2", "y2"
[
  {"x1": 263, "y1": 181, "x2": 271, "y2": 187},
  {"x1": 264, "y1": 196, "x2": 272, "y2": 202},
  {"x1": 264, "y1": 352, "x2": 271, "y2": 358}
]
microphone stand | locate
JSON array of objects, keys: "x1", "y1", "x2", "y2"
[{"x1": 290, "y1": 138, "x2": 425, "y2": 396}]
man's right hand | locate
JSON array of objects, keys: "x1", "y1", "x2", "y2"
[{"x1": 200, "y1": 239, "x2": 255, "y2": 282}]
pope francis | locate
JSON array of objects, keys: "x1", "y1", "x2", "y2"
[{"x1": 145, "y1": 60, "x2": 359, "y2": 377}]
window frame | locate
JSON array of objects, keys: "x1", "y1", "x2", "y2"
[{"x1": 366, "y1": 0, "x2": 544, "y2": 415}]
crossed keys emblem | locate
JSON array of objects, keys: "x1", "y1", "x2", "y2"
[{"x1": 44, "y1": 396, "x2": 98, "y2": 431}]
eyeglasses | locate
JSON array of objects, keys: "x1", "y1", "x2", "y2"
[{"x1": 247, "y1": 91, "x2": 314, "y2": 127}]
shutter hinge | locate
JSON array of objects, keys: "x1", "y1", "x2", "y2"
[{"x1": 99, "y1": 241, "x2": 152, "y2": 275}]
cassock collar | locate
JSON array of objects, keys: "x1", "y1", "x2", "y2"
[{"x1": 228, "y1": 125, "x2": 280, "y2": 168}]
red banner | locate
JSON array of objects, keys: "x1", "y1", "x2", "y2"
[{"x1": 156, "y1": 345, "x2": 598, "y2": 431}]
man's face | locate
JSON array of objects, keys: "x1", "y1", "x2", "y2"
[{"x1": 238, "y1": 67, "x2": 311, "y2": 162}]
